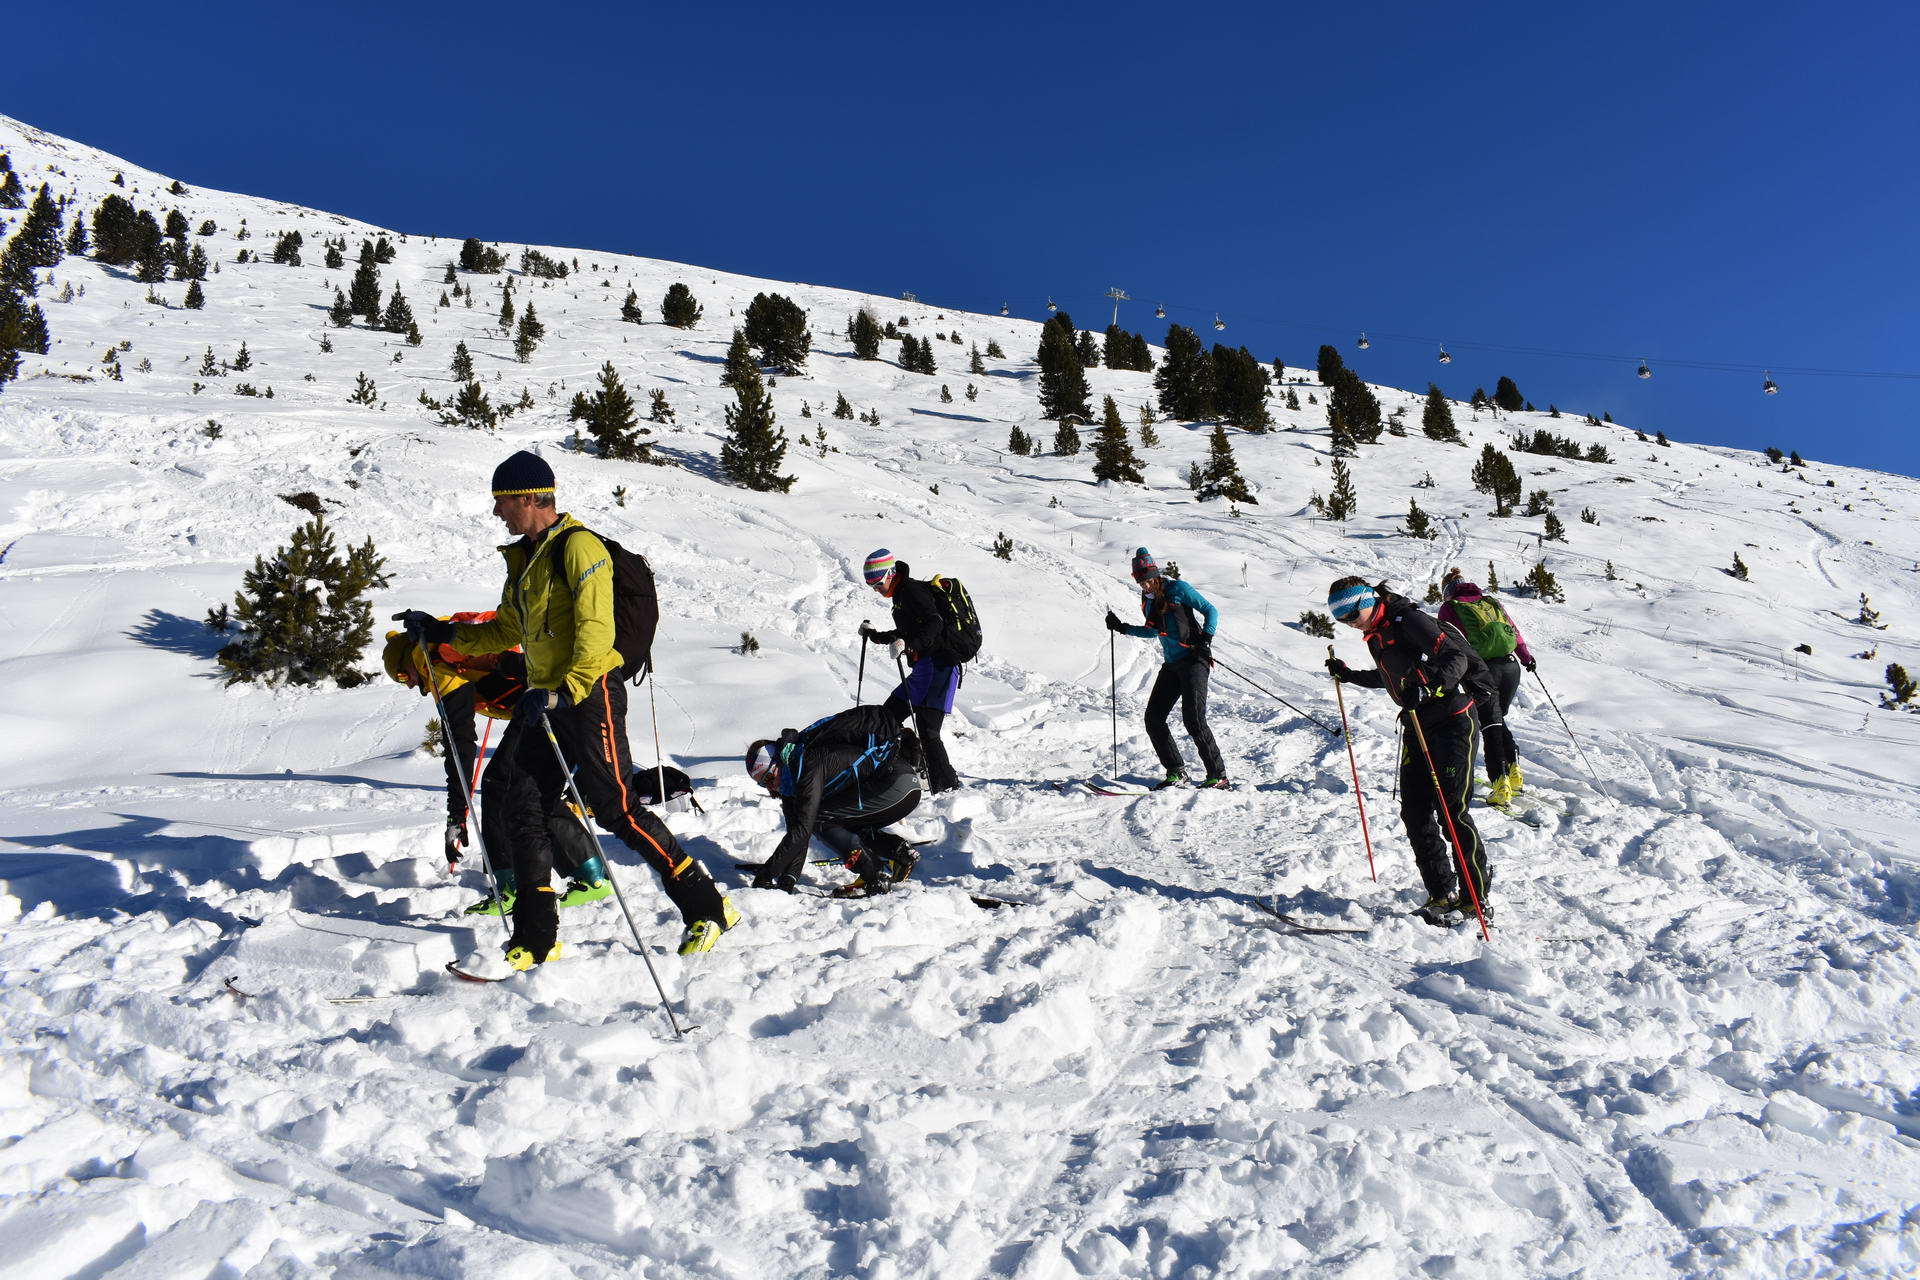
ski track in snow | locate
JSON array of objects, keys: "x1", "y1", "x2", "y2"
[{"x1": 1, "y1": 114, "x2": 1919, "y2": 1277}]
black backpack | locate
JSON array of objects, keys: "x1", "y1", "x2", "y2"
[
  {"x1": 927, "y1": 574, "x2": 982, "y2": 664},
  {"x1": 554, "y1": 525, "x2": 659, "y2": 681}
]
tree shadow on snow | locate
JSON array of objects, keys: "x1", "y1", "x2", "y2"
[
  {"x1": 161, "y1": 768, "x2": 440, "y2": 793},
  {"x1": 646, "y1": 445, "x2": 727, "y2": 485},
  {"x1": 907, "y1": 408, "x2": 991, "y2": 424},
  {"x1": 126, "y1": 608, "x2": 227, "y2": 663}
]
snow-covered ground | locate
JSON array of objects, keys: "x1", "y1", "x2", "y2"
[{"x1": 2, "y1": 113, "x2": 1918, "y2": 1278}]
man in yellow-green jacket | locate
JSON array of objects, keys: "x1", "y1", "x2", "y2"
[{"x1": 397, "y1": 451, "x2": 737, "y2": 969}]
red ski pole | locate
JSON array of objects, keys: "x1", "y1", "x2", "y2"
[
  {"x1": 1328, "y1": 645, "x2": 1376, "y2": 881},
  {"x1": 1404, "y1": 705, "x2": 1491, "y2": 941}
]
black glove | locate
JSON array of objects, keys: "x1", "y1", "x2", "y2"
[
  {"x1": 1400, "y1": 678, "x2": 1430, "y2": 708},
  {"x1": 1522, "y1": 656, "x2": 1537, "y2": 672},
  {"x1": 444, "y1": 819, "x2": 467, "y2": 865},
  {"x1": 519, "y1": 688, "x2": 551, "y2": 720},
  {"x1": 859, "y1": 623, "x2": 877, "y2": 641},
  {"x1": 1327, "y1": 657, "x2": 1351, "y2": 682},
  {"x1": 1104, "y1": 610, "x2": 1125, "y2": 633},
  {"x1": 393, "y1": 610, "x2": 455, "y2": 648},
  {"x1": 1192, "y1": 635, "x2": 1214, "y2": 666}
]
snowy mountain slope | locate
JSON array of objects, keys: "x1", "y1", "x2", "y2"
[{"x1": 2, "y1": 113, "x2": 1918, "y2": 1278}]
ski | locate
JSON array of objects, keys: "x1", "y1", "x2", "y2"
[
  {"x1": 1250, "y1": 899, "x2": 1372, "y2": 934},
  {"x1": 446, "y1": 961, "x2": 511, "y2": 983},
  {"x1": 1484, "y1": 800, "x2": 1545, "y2": 828}
]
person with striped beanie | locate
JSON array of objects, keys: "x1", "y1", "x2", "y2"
[{"x1": 858, "y1": 547, "x2": 969, "y2": 793}]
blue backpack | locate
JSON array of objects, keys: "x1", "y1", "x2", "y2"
[{"x1": 777, "y1": 705, "x2": 923, "y2": 798}]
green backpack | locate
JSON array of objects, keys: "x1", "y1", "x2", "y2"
[{"x1": 1451, "y1": 598, "x2": 1518, "y2": 660}]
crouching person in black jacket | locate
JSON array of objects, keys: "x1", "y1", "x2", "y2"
[
  {"x1": 1325, "y1": 576, "x2": 1494, "y2": 927},
  {"x1": 743, "y1": 705, "x2": 925, "y2": 897}
]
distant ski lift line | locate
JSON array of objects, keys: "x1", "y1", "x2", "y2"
[{"x1": 1022, "y1": 292, "x2": 1919, "y2": 380}]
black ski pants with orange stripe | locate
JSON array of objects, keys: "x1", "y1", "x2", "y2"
[
  {"x1": 500, "y1": 673, "x2": 724, "y2": 941},
  {"x1": 1399, "y1": 698, "x2": 1489, "y2": 905}
]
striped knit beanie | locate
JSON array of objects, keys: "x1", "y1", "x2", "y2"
[
  {"x1": 490, "y1": 450, "x2": 555, "y2": 497},
  {"x1": 1130, "y1": 547, "x2": 1160, "y2": 582},
  {"x1": 862, "y1": 548, "x2": 897, "y2": 586},
  {"x1": 1328, "y1": 581, "x2": 1379, "y2": 621}
]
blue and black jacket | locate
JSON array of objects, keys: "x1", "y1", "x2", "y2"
[{"x1": 1118, "y1": 578, "x2": 1218, "y2": 664}]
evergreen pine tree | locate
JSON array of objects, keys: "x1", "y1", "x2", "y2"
[
  {"x1": 90, "y1": 195, "x2": 141, "y2": 264},
  {"x1": 1102, "y1": 324, "x2": 1130, "y2": 369},
  {"x1": 1325, "y1": 458, "x2": 1358, "y2": 520},
  {"x1": 1493, "y1": 375, "x2": 1525, "y2": 413},
  {"x1": 65, "y1": 218, "x2": 88, "y2": 257},
  {"x1": 324, "y1": 242, "x2": 344, "y2": 269},
  {"x1": 1524, "y1": 560, "x2": 1565, "y2": 602},
  {"x1": 513, "y1": 303, "x2": 544, "y2": 362},
  {"x1": 1036, "y1": 315, "x2": 1092, "y2": 422},
  {"x1": 985, "y1": 339, "x2": 1005, "y2": 359},
  {"x1": 620, "y1": 288, "x2": 643, "y2": 323},
  {"x1": 381, "y1": 287, "x2": 415, "y2": 334},
  {"x1": 349, "y1": 258, "x2": 382, "y2": 323},
  {"x1": 181, "y1": 244, "x2": 208, "y2": 281},
  {"x1": 0, "y1": 185, "x2": 65, "y2": 288},
  {"x1": 661, "y1": 282, "x2": 703, "y2": 328},
  {"x1": 271, "y1": 230, "x2": 303, "y2": 266},
  {"x1": 1091, "y1": 395, "x2": 1144, "y2": 483},
  {"x1": 722, "y1": 328, "x2": 756, "y2": 388},
  {"x1": 1199, "y1": 424, "x2": 1255, "y2": 503},
  {"x1": 969, "y1": 343, "x2": 985, "y2": 374},
  {"x1": 851, "y1": 309, "x2": 882, "y2": 360},
  {"x1": 1129, "y1": 333, "x2": 1154, "y2": 372},
  {"x1": 1470, "y1": 444, "x2": 1523, "y2": 515},
  {"x1": 1139, "y1": 404, "x2": 1160, "y2": 448},
  {"x1": 1154, "y1": 324, "x2": 1216, "y2": 421},
  {"x1": 1212, "y1": 344, "x2": 1274, "y2": 430},
  {"x1": 184, "y1": 279, "x2": 205, "y2": 309},
  {"x1": 742, "y1": 292, "x2": 811, "y2": 375},
  {"x1": 1404, "y1": 498, "x2": 1434, "y2": 539},
  {"x1": 576, "y1": 361, "x2": 647, "y2": 460},
  {"x1": 1074, "y1": 329, "x2": 1100, "y2": 366},
  {"x1": 1422, "y1": 383, "x2": 1460, "y2": 442},
  {"x1": 1053, "y1": 419, "x2": 1082, "y2": 456},
  {"x1": 720, "y1": 361, "x2": 793, "y2": 492},
  {"x1": 450, "y1": 341, "x2": 474, "y2": 381},
  {"x1": 328, "y1": 288, "x2": 353, "y2": 328},
  {"x1": 498, "y1": 287, "x2": 516, "y2": 331},
  {"x1": 233, "y1": 341, "x2": 252, "y2": 372},
  {"x1": 0, "y1": 156, "x2": 22, "y2": 209},
  {"x1": 648, "y1": 388, "x2": 675, "y2": 423},
  {"x1": 348, "y1": 372, "x2": 378, "y2": 405},
  {"x1": 1326, "y1": 368, "x2": 1381, "y2": 443},
  {"x1": 1316, "y1": 343, "x2": 1346, "y2": 385},
  {"x1": 898, "y1": 332, "x2": 920, "y2": 371},
  {"x1": 1007, "y1": 425, "x2": 1030, "y2": 456},
  {"x1": 443, "y1": 381, "x2": 496, "y2": 429},
  {"x1": 1543, "y1": 511, "x2": 1567, "y2": 541},
  {"x1": 214, "y1": 514, "x2": 391, "y2": 687},
  {"x1": 443, "y1": 261, "x2": 458, "y2": 284},
  {"x1": 135, "y1": 232, "x2": 170, "y2": 285},
  {"x1": 833, "y1": 391, "x2": 854, "y2": 419}
]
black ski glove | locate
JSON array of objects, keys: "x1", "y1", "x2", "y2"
[
  {"x1": 1522, "y1": 656, "x2": 1537, "y2": 672},
  {"x1": 1104, "y1": 610, "x2": 1125, "y2": 633},
  {"x1": 444, "y1": 819, "x2": 467, "y2": 865},
  {"x1": 1326, "y1": 657, "x2": 1351, "y2": 682},
  {"x1": 1400, "y1": 678, "x2": 1431, "y2": 708},
  {"x1": 393, "y1": 610, "x2": 455, "y2": 648},
  {"x1": 1192, "y1": 635, "x2": 1214, "y2": 667},
  {"x1": 519, "y1": 688, "x2": 552, "y2": 720}
]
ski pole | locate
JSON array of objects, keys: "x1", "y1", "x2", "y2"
[
  {"x1": 536, "y1": 707, "x2": 688, "y2": 1040},
  {"x1": 1403, "y1": 706, "x2": 1490, "y2": 941},
  {"x1": 413, "y1": 639, "x2": 509, "y2": 934},
  {"x1": 1530, "y1": 668, "x2": 1599, "y2": 783},
  {"x1": 1109, "y1": 628, "x2": 1119, "y2": 781},
  {"x1": 857, "y1": 621, "x2": 869, "y2": 705},
  {"x1": 1392, "y1": 722, "x2": 1402, "y2": 806},
  {"x1": 1328, "y1": 646, "x2": 1377, "y2": 882},
  {"x1": 1212, "y1": 657, "x2": 1341, "y2": 737},
  {"x1": 643, "y1": 661, "x2": 668, "y2": 813},
  {"x1": 457, "y1": 715, "x2": 495, "y2": 873},
  {"x1": 468, "y1": 717, "x2": 494, "y2": 806}
]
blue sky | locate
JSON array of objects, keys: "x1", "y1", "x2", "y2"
[{"x1": 10, "y1": 0, "x2": 1917, "y2": 473}]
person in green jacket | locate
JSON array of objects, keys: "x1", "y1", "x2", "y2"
[{"x1": 397, "y1": 451, "x2": 737, "y2": 969}]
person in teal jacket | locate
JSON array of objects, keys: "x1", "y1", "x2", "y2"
[{"x1": 1104, "y1": 547, "x2": 1229, "y2": 789}]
